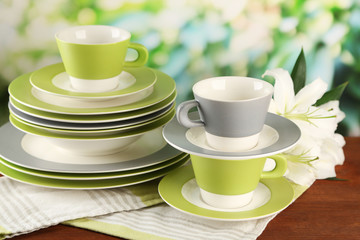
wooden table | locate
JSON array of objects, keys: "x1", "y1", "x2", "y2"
[{"x1": 7, "y1": 137, "x2": 360, "y2": 240}]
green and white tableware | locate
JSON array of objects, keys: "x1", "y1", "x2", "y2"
[
  {"x1": 9, "y1": 69, "x2": 176, "y2": 115},
  {"x1": 0, "y1": 122, "x2": 183, "y2": 173},
  {"x1": 56, "y1": 25, "x2": 148, "y2": 93},
  {"x1": 0, "y1": 153, "x2": 188, "y2": 180},
  {"x1": 10, "y1": 89, "x2": 176, "y2": 123},
  {"x1": 30, "y1": 63, "x2": 156, "y2": 100},
  {"x1": 189, "y1": 154, "x2": 287, "y2": 208},
  {"x1": 0, "y1": 156, "x2": 189, "y2": 189},
  {"x1": 158, "y1": 165, "x2": 294, "y2": 221}
]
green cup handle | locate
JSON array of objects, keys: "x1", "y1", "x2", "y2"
[
  {"x1": 124, "y1": 42, "x2": 149, "y2": 67},
  {"x1": 260, "y1": 155, "x2": 287, "y2": 178}
]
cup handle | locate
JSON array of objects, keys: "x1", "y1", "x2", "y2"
[
  {"x1": 124, "y1": 42, "x2": 149, "y2": 67},
  {"x1": 260, "y1": 155, "x2": 287, "y2": 178},
  {"x1": 176, "y1": 100, "x2": 204, "y2": 128}
]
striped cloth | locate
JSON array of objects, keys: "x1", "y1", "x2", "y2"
[{"x1": 0, "y1": 176, "x2": 308, "y2": 240}]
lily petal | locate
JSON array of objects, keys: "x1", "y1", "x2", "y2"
[
  {"x1": 262, "y1": 68, "x2": 295, "y2": 114},
  {"x1": 294, "y1": 78, "x2": 328, "y2": 112},
  {"x1": 285, "y1": 161, "x2": 316, "y2": 186}
]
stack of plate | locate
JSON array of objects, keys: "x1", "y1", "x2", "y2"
[{"x1": 0, "y1": 62, "x2": 189, "y2": 189}]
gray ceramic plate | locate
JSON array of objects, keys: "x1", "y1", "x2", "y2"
[
  {"x1": 0, "y1": 122, "x2": 183, "y2": 173},
  {"x1": 9, "y1": 101, "x2": 174, "y2": 130},
  {"x1": 162, "y1": 112, "x2": 301, "y2": 160}
]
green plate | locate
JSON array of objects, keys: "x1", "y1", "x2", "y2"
[
  {"x1": 9, "y1": 69, "x2": 175, "y2": 115},
  {"x1": 158, "y1": 165, "x2": 294, "y2": 221},
  {"x1": 9, "y1": 89, "x2": 176, "y2": 123},
  {"x1": 0, "y1": 157, "x2": 190, "y2": 189},
  {"x1": 9, "y1": 104, "x2": 174, "y2": 136},
  {"x1": 0, "y1": 153, "x2": 188, "y2": 180},
  {"x1": 30, "y1": 63, "x2": 157, "y2": 99},
  {"x1": 9, "y1": 107, "x2": 175, "y2": 139}
]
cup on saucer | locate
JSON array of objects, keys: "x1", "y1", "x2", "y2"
[
  {"x1": 176, "y1": 76, "x2": 273, "y2": 152},
  {"x1": 190, "y1": 154, "x2": 287, "y2": 209},
  {"x1": 56, "y1": 25, "x2": 149, "y2": 93}
]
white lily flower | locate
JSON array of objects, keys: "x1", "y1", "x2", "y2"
[{"x1": 263, "y1": 68, "x2": 346, "y2": 186}]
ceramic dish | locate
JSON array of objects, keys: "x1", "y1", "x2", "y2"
[
  {"x1": 9, "y1": 101, "x2": 173, "y2": 130},
  {"x1": 158, "y1": 165, "x2": 294, "y2": 221},
  {"x1": 30, "y1": 63, "x2": 157, "y2": 99},
  {"x1": 0, "y1": 156, "x2": 190, "y2": 189},
  {"x1": 9, "y1": 105, "x2": 174, "y2": 136},
  {"x1": 9, "y1": 108, "x2": 175, "y2": 155},
  {"x1": 9, "y1": 89, "x2": 176, "y2": 123},
  {"x1": 0, "y1": 122, "x2": 183, "y2": 173},
  {"x1": 162, "y1": 112, "x2": 301, "y2": 160},
  {"x1": 9, "y1": 69, "x2": 176, "y2": 115},
  {"x1": 0, "y1": 153, "x2": 188, "y2": 180}
]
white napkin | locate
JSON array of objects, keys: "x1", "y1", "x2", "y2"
[{"x1": 0, "y1": 177, "x2": 162, "y2": 239}]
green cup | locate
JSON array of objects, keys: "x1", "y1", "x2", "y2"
[
  {"x1": 190, "y1": 154, "x2": 287, "y2": 208},
  {"x1": 56, "y1": 25, "x2": 149, "y2": 93}
]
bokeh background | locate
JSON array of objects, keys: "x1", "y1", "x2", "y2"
[{"x1": 0, "y1": 0, "x2": 359, "y2": 136}]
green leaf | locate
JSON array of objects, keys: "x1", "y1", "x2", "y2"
[
  {"x1": 315, "y1": 82, "x2": 348, "y2": 106},
  {"x1": 291, "y1": 48, "x2": 306, "y2": 94},
  {"x1": 326, "y1": 177, "x2": 348, "y2": 181}
]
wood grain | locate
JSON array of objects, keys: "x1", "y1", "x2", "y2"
[{"x1": 4, "y1": 137, "x2": 360, "y2": 240}]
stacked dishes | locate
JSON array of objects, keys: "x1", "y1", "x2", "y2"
[{"x1": 0, "y1": 25, "x2": 188, "y2": 189}]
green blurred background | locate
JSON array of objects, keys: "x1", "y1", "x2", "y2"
[{"x1": 0, "y1": 0, "x2": 359, "y2": 136}]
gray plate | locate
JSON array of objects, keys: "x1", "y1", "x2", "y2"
[
  {"x1": 162, "y1": 112, "x2": 301, "y2": 160},
  {"x1": 0, "y1": 122, "x2": 183, "y2": 173},
  {"x1": 9, "y1": 102, "x2": 174, "y2": 130}
]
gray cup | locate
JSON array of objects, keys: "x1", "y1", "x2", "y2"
[{"x1": 177, "y1": 76, "x2": 273, "y2": 152}]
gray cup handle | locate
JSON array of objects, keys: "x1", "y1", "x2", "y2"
[{"x1": 176, "y1": 100, "x2": 204, "y2": 128}]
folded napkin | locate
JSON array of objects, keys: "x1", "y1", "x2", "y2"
[
  {"x1": 0, "y1": 177, "x2": 163, "y2": 239},
  {"x1": 0, "y1": 176, "x2": 308, "y2": 240}
]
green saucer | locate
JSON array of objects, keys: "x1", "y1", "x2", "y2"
[
  {"x1": 0, "y1": 157, "x2": 189, "y2": 189},
  {"x1": 9, "y1": 69, "x2": 175, "y2": 115},
  {"x1": 30, "y1": 63, "x2": 157, "y2": 99},
  {"x1": 158, "y1": 165, "x2": 294, "y2": 221}
]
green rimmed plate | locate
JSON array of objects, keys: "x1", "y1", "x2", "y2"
[
  {"x1": 0, "y1": 156, "x2": 190, "y2": 189},
  {"x1": 30, "y1": 63, "x2": 157, "y2": 99},
  {"x1": 0, "y1": 153, "x2": 188, "y2": 180},
  {"x1": 0, "y1": 122, "x2": 184, "y2": 173},
  {"x1": 9, "y1": 107, "x2": 175, "y2": 139},
  {"x1": 158, "y1": 165, "x2": 294, "y2": 221},
  {"x1": 9, "y1": 69, "x2": 176, "y2": 115},
  {"x1": 9, "y1": 104, "x2": 175, "y2": 137},
  {"x1": 9, "y1": 89, "x2": 175, "y2": 123}
]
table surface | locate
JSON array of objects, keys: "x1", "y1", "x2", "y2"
[{"x1": 5, "y1": 137, "x2": 360, "y2": 240}]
